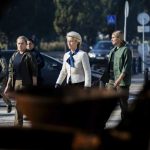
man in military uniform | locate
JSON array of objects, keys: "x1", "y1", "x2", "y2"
[{"x1": 0, "y1": 51, "x2": 12, "y2": 113}]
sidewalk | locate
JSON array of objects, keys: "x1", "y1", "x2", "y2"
[
  {"x1": 130, "y1": 73, "x2": 145, "y2": 95},
  {"x1": 106, "y1": 73, "x2": 145, "y2": 129}
]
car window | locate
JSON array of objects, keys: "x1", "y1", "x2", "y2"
[
  {"x1": 94, "y1": 41, "x2": 113, "y2": 50},
  {"x1": 41, "y1": 54, "x2": 62, "y2": 86},
  {"x1": 41, "y1": 55, "x2": 62, "y2": 71}
]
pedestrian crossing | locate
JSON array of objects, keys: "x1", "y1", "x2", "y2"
[
  {"x1": 0, "y1": 104, "x2": 32, "y2": 127},
  {"x1": 0, "y1": 73, "x2": 144, "y2": 128},
  {"x1": 0, "y1": 106, "x2": 15, "y2": 126},
  {"x1": 105, "y1": 105, "x2": 121, "y2": 129},
  {"x1": 0, "y1": 91, "x2": 141, "y2": 128},
  {"x1": 0, "y1": 98, "x2": 121, "y2": 128}
]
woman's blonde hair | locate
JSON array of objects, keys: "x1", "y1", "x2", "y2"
[
  {"x1": 66, "y1": 31, "x2": 82, "y2": 45},
  {"x1": 112, "y1": 30, "x2": 124, "y2": 42}
]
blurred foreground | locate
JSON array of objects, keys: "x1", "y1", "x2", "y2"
[
  {"x1": 0, "y1": 73, "x2": 144, "y2": 127},
  {"x1": 0, "y1": 73, "x2": 147, "y2": 150}
]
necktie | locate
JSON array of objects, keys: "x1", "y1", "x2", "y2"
[
  {"x1": 67, "y1": 49, "x2": 79, "y2": 67},
  {"x1": 69, "y1": 52, "x2": 75, "y2": 67}
]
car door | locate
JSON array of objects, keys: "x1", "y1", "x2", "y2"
[{"x1": 41, "y1": 54, "x2": 62, "y2": 86}]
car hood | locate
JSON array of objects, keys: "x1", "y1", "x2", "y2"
[{"x1": 90, "y1": 49, "x2": 110, "y2": 55}]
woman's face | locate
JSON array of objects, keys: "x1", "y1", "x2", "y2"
[
  {"x1": 111, "y1": 34, "x2": 120, "y2": 46},
  {"x1": 67, "y1": 37, "x2": 78, "y2": 51},
  {"x1": 17, "y1": 38, "x2": 27, "y2": 53}
]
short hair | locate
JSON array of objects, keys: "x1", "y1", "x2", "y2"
[
  {"x1": 66, "y1": 31, "x2": 82, "y2": 45},
  {"x1": 16, "y1": 36, "x2": 28, "y2": 44},
  {"x1": 27, "y1": 38, "x2": 35, "y2": 44},
  {"x1": 112, "y1": 30, "x2": 124, "y2": 41}
]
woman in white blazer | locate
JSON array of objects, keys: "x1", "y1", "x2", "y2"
[{"x1": 55, "y1": 31, "x2": 91, "y2": 88}]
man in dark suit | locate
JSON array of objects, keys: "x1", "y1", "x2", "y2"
[{"x1": 27, "y1": 38, "x2": 45, "y2": 85}]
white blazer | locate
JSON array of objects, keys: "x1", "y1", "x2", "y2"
[{"x1": 56, "y1": 50, "x2": 91, "y2": 87}]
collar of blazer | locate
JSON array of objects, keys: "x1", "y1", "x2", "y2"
[
  {"x1": 65, "y1": 49, "x2": 80, "y2": 59},
  {"x1": 66, "y1": 49, "x2": 79, "y2": 67}
]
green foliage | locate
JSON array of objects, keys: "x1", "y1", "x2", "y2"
[
  {"x1": 0, "y1": 31, "x2": 8, "y2": 50},
  {"x1": 40, "y1": 41, "x2": 65, "y2": 51},
  {"x1": 0, "y1": 0, "x2": 55, "y2": 43},
  {"x1": 0, "y1": 0, "x2": 150, "y2": 47},
  {"x1": 53, "y1": 0, "x2": 106, "y2": 45}
]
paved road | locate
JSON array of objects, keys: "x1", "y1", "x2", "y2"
[
  {"x1": 0, "y1": 102, "x2": 32, "y2": 127},
  {"x1": 106, "y1": 73, "x2": 144, "y2": 128},
  {"x1": 0, "y1": 73, "x2": 144, "y2": 128}
]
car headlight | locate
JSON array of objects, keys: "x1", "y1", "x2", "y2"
[
  {"x1": 106, "y1": 54, "x2": 109, "y2": 58},
  {"x1": 88, "y1": 52, "x2": 96, "y2": 58}
]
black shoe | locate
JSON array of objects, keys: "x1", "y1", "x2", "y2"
[{"x1": 7, "y1": 105, "x2": 12, "y2": 113}]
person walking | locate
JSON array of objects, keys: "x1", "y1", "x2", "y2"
[
  {"x1": 55, "y1": 31, "x2": 91, "y2": 88},
  {"x1": 103, "y1": 30, "x2": 132, "y2": 119},
  {"x1": 4, "y1": 36, "x2": 38, "y2": 127},
  {"x1": 0, "y1": 50, "x2": 12, "y2": 113},
  {"x1": 27, "y1": 38, "x2": 45, "y2": 85}
]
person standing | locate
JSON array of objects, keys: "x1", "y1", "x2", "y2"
[
  {"x1": 27, "y1": 38, "x2": 45, "y2": 85},
  {"x1": 55, "y1": 31, "x2": 91, "y2": 88},
  {"x1": 105, "y1": 30, "x2": 132, "y2": 119},
  {"x1": 4, "y1": 36, "x2": 38, "y2": 127},
  {"x1": 0, "y1": 50, "x2": 12, "y2": 113}
]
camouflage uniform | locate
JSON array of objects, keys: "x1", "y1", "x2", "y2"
[{"x1": 0, "y1": 56, "x2": 12, "y2": 110}]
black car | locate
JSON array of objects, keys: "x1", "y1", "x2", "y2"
[
  {"x1": 88, "y1": 40, "x2": 113, "y2": 66},
  {"x1": 1, "y1": 50, "x2": 101, "y2": 87}
]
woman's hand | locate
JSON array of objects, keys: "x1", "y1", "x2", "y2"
[{"x1": 55, "y1": 84, "x2": 61, "y2": 88}]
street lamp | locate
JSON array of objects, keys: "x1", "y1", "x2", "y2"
[{"x1": 124, "y1": 0, "x2": 129, "y2": 41}]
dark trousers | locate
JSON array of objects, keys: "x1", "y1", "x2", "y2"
[
  {"x1": 117, "y1": 86, "x2": 129, "y2": 120},
  {"x1": 106, "y1": 80, "x2": 129, "y2": 120},
  {"x1": 66, "y1": 81, "x2": 84, "y2": 88}
]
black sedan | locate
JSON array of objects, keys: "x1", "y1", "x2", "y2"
[
  {"x1": 1, "y1": 50, "x2": 101, "y2": 87},
  {"x1": 88, "y1": 40, "x2": 113, "y2": 67}
]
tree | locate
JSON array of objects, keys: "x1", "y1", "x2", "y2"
[
  {"x1": 0, "y1": 0, "x2": 150, "y2": 48},
  {"x1": 0, "y1": 0, "x2": 55, "y2": 45},
  {"x1": 53, "y1": 0, "x2": 106, "y2": 45}
]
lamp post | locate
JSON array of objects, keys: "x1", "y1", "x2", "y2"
[
  {"x1": 124, "y1": 1, "x2": 129, "y2": 41},
  {"x1": 142, "y1": 18, "x2": 145, "y2": 72}
]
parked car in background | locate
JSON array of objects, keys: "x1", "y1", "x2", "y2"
[
  {"x1": 88, "y1": 40, "x2": 113, "y2": 67},
  {"x1": 1, "y1": 50, "x2": 101, "y2": 87}
]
